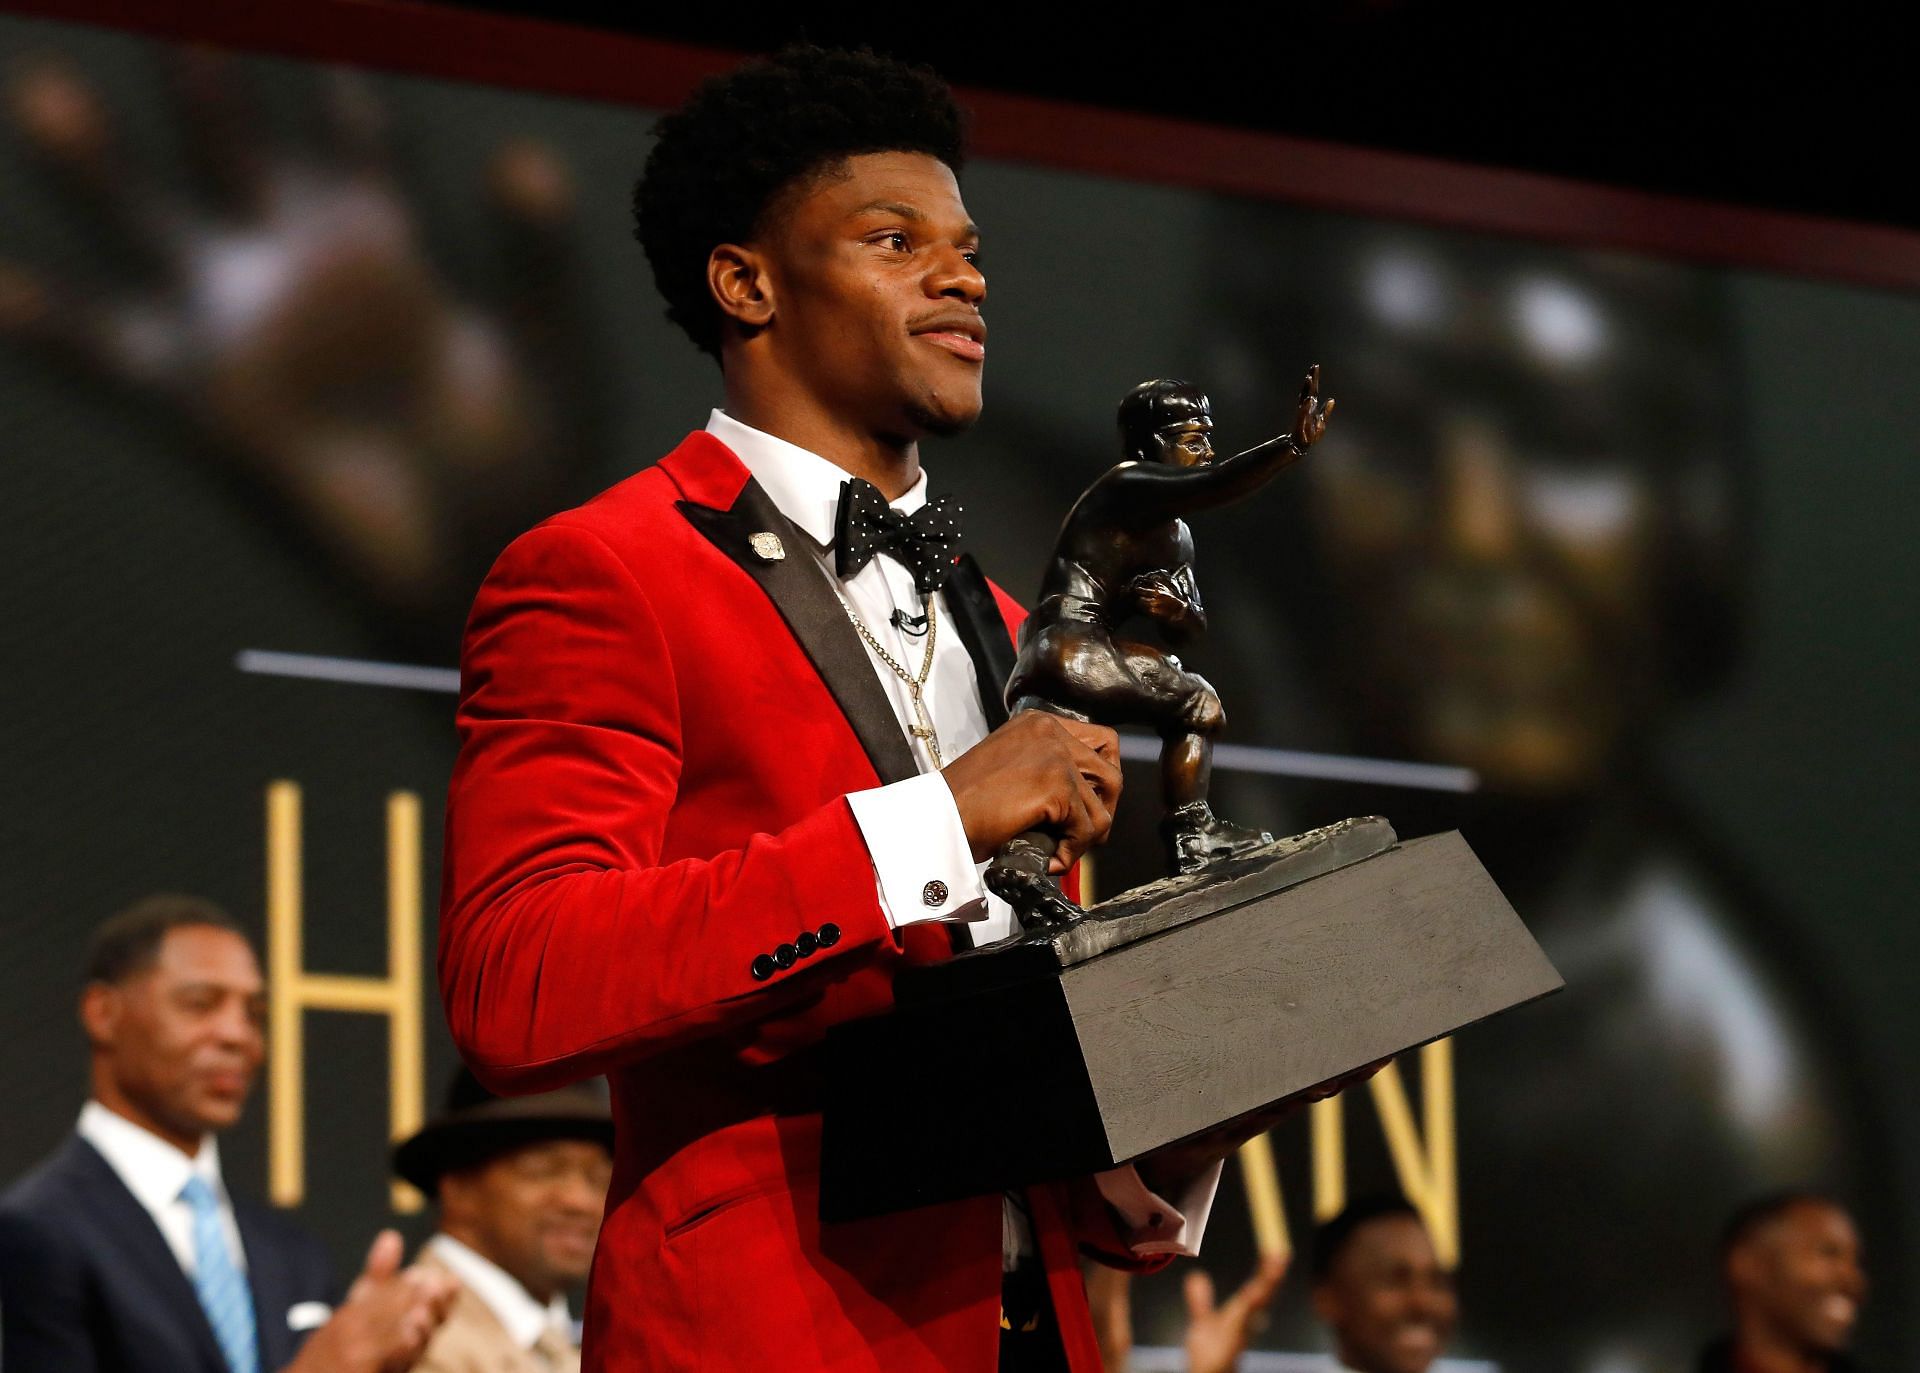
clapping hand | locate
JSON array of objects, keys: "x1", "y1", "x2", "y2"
[
  {"x1": 1182, "y1": 1253, "x2": 1289, "y2": 1373},
  {"x1": 289, "y1": 1230, "x2": 458, "y2": 1373}
]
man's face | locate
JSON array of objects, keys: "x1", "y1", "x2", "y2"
[
  {"x1": 1152, "y1": 417, "x2": 1215, "y2": 468},
  {"x1": 1314, "y1": 1215, "x2": 1458, "y2": 1373},
  {"x1": 757, "y1": 151, "x2": 985, "y2": 442},
  {"x1": 441, "y1": 1139, "x2": 612, "y2": 1302},
  {"x1": 85, "y1": 925, "x2": 266, "y2": 1143},
  {"x1": 1730, "y1": 1201, "x2": 1865, "y2": 1355}
]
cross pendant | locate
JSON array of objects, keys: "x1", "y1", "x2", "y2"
[{"x1": 907, "y1": 692, "x2": 943, "y2": 767}]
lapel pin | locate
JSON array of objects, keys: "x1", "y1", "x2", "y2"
[{"x1": 749, "y1": 532, "x2": 786, "y2": 562}]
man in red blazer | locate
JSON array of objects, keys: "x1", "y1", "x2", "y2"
[{"x1": 440, "y1": 47, "x2": 1234, "y2": 1372}]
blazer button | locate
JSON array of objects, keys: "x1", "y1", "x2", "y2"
[
  {"x1": 750, "y1": 953, "x2": 776, "y2": 981},
  {"x1": 922, "y1": 880, "x2": 949, "y2": 908},
  {"x1": 816, "y1": 923, "x2": 842, "y2": 948},
  {"x1": 796, "y1": 931, "x2": 819, "y2": 958},
  {"x1": 774, "y1": 943, "x2": 798, "y2": 970}
]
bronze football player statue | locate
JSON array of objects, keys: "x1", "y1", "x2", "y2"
[{"x1": 986, "y1": 366, "x2": 1334, "y2": 928}]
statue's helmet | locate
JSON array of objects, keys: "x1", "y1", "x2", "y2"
[{"x1": 1117, "y1": 379, "x2": 1212, "y2": 460}]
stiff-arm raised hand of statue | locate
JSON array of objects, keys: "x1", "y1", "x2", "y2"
[{"x1": 1289, "y1": 363, "x2": 1336, "y2": 450}]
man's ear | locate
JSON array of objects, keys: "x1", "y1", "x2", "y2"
[
  {"x1": 80, "y1": 981, "x2": 120, "y2": 1051},
  {"x1": 1310, "y1": 1281, "x2": 1341, "y2": 1328},
  {"x1": 437, "y1": 1169, "x2": 477, "y2": 1227},
  {"x1": 1725, "y1": 1243, "x2": 1761, "y2": 1296},
  {"x1": 707, "y1": 243, "x2": 775, "y2": 332}
]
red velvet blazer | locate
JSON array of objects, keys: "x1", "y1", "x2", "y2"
[{"x1": 441, "y1": 432, "x2": 1155, "y2": 1372}]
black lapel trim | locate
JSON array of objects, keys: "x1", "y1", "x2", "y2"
[
  {"x1": 63, "y1": 1137, "x2": 229, "y2": 1372},
  {"x1": 678, "y1": 479, "x2": 920, "y2": 786},
  {"x1": 942, "y1": 554, "x2": 1017, "y2": 730},
  {"x1": 234, "y1": 1201, "x2": 296, "y2": 1370}
]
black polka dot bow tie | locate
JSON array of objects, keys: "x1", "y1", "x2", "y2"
[{"x1": 833, "y1": 478, "x2": 966, "y2": 595}]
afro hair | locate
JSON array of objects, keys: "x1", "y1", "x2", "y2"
[
  {"x1": 1311, "y1": 1193, "x2": 1425, "y2": 1282},
  {"x1": 1718, "y1": 1189, "x2": 1849, "y2": 1264},
  {"x1": 634, "y1": 45, "x2": 966, "y2": 359}
]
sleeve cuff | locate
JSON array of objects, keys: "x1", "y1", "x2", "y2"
[
  {"x1": 1093, "y1": 1160, "x2": 1223, "y2": 1259},
  {"x1": 845, "y1": 772, "x2": 988, "y2": 930}
]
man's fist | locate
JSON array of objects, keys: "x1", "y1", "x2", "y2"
[
  {"x1": 288, "y1": 1230, "x2": 458, "y2": 1373},
  {"x1": 942, "y1": 712, "x2": 1122, "y2": 873}
]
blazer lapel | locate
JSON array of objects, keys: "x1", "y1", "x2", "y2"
[
  {"x1": 677, "y1": 477, "x2": 920, "y2": 787},
  {"x1": 235, "y1": 1200, "x2": 297, "y2": 1371},
  {"x1": 64, "y1": 1137, "x2": 228, "y2": 1373},
  {"x1": 941, "y1": 554, "x2": 1016, "y2": 730}
]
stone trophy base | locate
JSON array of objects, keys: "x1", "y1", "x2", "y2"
[{"x1": 819, "y1": 817, "x2": 1562, "y2": 1222}]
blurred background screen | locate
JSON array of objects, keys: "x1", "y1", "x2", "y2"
[{"x1": 0, "y1": 9, "x2": 1914, "y2": 1372}]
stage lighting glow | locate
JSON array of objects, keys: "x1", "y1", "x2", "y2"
[{"x1": 1511, "y1": 274, "x2": 1608, "y2": 364}]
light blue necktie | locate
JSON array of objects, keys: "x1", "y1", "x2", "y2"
[{"x1": 180, "y1": 1174, "x2": 259, "y2": 1373}]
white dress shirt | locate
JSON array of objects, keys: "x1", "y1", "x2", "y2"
[
  {"x1": 706, "y1": 411, "x2": 1220, "y2": 1259},
  {"x1": 427, "y1": 1234, "x2": 573, "y2": 1351},
  {"x1": 706, "y1": 408, "x2": 1011, "y2": 943},
  {"x1": 77, "y1": 1099, "x2": 247, "y2": 1277}
]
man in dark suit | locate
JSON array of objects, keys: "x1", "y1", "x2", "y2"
[{"x1": 0, "y1": 894, "x2": 457, "y2": 1372}]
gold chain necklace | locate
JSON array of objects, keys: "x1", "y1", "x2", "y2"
[{"x1": 840, "y1": 593, "x2": 943, "y2": 767}]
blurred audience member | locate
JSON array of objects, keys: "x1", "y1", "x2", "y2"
[
  {"x1": 1, "y1": 52, "x2": 607, "y2": 646},
  {"x1": 1084, "y1": 1252, "x2": 1288, "y2": 1373},
  {"x1": 0, "y1": 894, "x2": 456, "y2": 1372},
  {"x1": 1699, "y1": 1191, "x2": 1865, "y2": 1373},
  {"x1": 392, "y1": 1069, "x2": 614, "y2": 1372},
  {"x1": 1311, "y1": 1196, "x2": 1455, "y2": 1373}
]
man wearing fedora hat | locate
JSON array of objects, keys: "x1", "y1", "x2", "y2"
[{"x1": 395, "y1": 1070, "x2": 614, "y2": 1373}]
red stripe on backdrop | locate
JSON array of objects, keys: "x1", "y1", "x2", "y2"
[{"x1": 7, "y1": 0, "x2": 1919, "y2": 291}]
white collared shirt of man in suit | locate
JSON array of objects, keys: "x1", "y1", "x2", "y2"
[
  {"x1": 707, "y1": 409, "x2": 1222, "y2": 1264},
  {"x1": 73, "y1": 1101, "x2": 332, "y2": 1361},
  {"x1": 76, "y1": 1103, "x2": 263, "y2": 1299}
]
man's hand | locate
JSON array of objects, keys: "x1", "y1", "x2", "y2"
[
  {"x1": 1139, "y1": 1060, "x2": 1387, "y2": 1201},
  {"x1": 1289, "y1": 364, "x2": 1335, "y2": 451},
  {"x1": 943, "y1": 713, "x2": 1121, "y2": 873},
  {"x1": 1127, "y1": 573, "x2": 1206, "y2": 643},
  {"x1": 286, "y1": 1230, "x2": 458, "y2": 1373},
  {"x1": 1182, "y1": 1254, "x2": 1289, "y2": 1373}
]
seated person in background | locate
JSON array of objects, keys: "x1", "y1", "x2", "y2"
[
  {"x1": 393, "y1": 1068, "x2": 614, "y2": 1373},
  {"x1": 0, "y1": 894, "x2": 457, "y2": 1373},
  {"x1": 1311, "y1": 1196, "x2": 1456, "y2": 1373},
  {"x1": 1085, "y1": 1253, "x2": 1289, "y2": 1373},
  {"x1": 1698, "y1": 1191, "x2": 1866, "y2": 1373}
]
